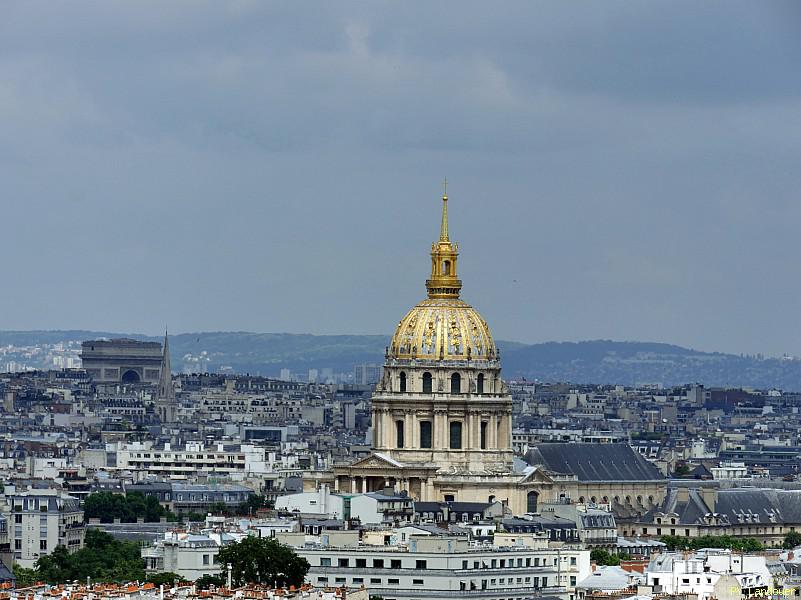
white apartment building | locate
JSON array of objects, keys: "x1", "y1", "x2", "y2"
[
  {"x1": 282, "y1": 531, "x2": 590, "y2": 600},
  {"x1": 142, "y1": 532, "x2": 224, "y2": 581},
  {"x1": 115, "y1": 441, "x2": 268, "y2": 480},
  {"x1": 4, "y1": 489, "x2": 85, "y2": 568},
  {"x1": 275, "y1": 485, "x2": 345, "y2": 517},
  {"x1": 646, "y1": 550, "x2": 774, "y2": 600}
]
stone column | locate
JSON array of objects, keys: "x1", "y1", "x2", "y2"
[
  {"x1": 351, "y1": 478, "x2": 357, "y2": 494},
  {"x1": 334, "y1": 478, "x2": 340, "y2": 492},
  {"x1": 434, "y1": 410, "x2": 446, "y2": 449},
  {"x1": 501, "y1": 411, "x2": 512, "y2": 449},
  {"x1": 405, "y1": 411, "x2": 413, "y2": 449},
  {"x1": 362, "y1": 478, "x2": 368, "y2": 494}
]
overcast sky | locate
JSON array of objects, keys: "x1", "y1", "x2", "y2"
[{"x1": 2, "y1": 1, "x2": 801, "y2": 356}]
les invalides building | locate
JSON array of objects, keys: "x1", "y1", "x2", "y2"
[{"x1": 308, "y1": 189, "x2": 543, "y2": 516}]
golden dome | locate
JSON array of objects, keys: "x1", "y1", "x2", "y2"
[
  {"x1": 388, "y1": 185, "x2": 497, "y2": 361},
  {"x1": 390, "y1": 298, "x2": 497, "y2": 361}
]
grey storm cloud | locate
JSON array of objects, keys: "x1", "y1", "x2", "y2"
[{"x1": 1, "y1": 1, "x2": 800, "y2": 356}]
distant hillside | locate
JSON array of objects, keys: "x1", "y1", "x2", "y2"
[
  {"x1": 2, "y1": 330, "x2": 801, "y2": 389},
  {"x1": 502, "y1": 340, "x2": 800, "y2": 389}
]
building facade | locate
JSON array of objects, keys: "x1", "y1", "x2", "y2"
[
  {"x1": 4, "y1": 490, "x2": 85, "y2": 568},
  {"x1": 80, "y1": 339, "x2": 163, "y2": 384}
]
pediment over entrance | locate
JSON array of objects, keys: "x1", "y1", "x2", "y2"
[
  {"x1": 517, "y1": 466, "x2": 556, "y2": 485},
  {"x1": 349, "y1": 452, "x2": 406, "y2": 470}
]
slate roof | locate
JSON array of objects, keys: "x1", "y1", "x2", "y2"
[
  {"x1": 524, "y1": 443, "x2": 665, "y2": 482},
  {"x1": 649, "y1": 488, "x2": 801, "y2": 526}
]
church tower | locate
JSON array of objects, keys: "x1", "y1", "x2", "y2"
[
  {"x1": 155, "y1": 329, "x2": 177, "y2": 423},
  {"x1": 372, "y1": 186, "x2": 514, "y2": 474}
]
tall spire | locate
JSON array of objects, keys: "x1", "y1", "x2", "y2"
[
  {"x1": 439, "y1": 177, "x2": 449, "y2": 242},
  {"x1": 426, "y1": 182, "x2": 462, "y2": 299},
  {"x1": 157, "y1": 328, "x2": 175, "y2": 402}
]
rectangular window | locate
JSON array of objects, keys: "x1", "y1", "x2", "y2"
[
  {"x1": 335, "y1": 578, "x2": 346, "y2": 584},
  {"x1": 353, "y1": 578, "x2": 363, "y2": 584},
  {"x1": 416, "y1": 560, "x2": 427, "y2": 570},
  {"x1": 373, "y1": 559, "x2": 384, "y2": 568},
  {"x1": 14, "y1": 540, "x2": 21, "y2": 550},
  {"x1": 355, "y1": 558, "x2": 366, "y2": 568},
  {"x1": 203, "y1": 555, "x2": 210, "y2": 565},
  {"x1": 338, "y1": 558, "x2": 349, "y2": 567},
  {"x1": 570, "y1": 576, "x2": 577, "y2": 586},
  {"x1": 317, "y1": 577, "x2": 328, "y2": 583},
  {"x1": 320, "y1": 558, "x2": 331, "y2": 566},
  {"x1": 388, "y1": 579, "x2": 399, "y2": 585},
  {"x1": 390, "y1": 559, "x2": 401, "y2": 569},
  {"x1": 370, "y1": 578, "x2": 381, "y2": 584},
  {"x1": 420, "y1": 421, "x2": 432, "y2": 448},
  {"x1": 481, "y1": 421, "x2": 488, "y2": 449},
  {"x1": 449, "y1": 421, "x2": 462, "y2": 449},
  {"x1": 462, "y1": 560, "x2": 468, "y2": 569},
  {"x1": 40, "y1": 540, "x2": 47, "y2": 551},
  {"x1": 570, "y1": 557, "x2": 577, "y2": 566},
  {"x1": 396, "y1": 420, "x2": 404, "y2": 448}
]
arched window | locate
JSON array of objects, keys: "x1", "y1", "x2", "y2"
[
  {"x1": 399, "y1": 372, "x2": 407, "y2": 392},
  {"x1": 480, "y1": 421, "x2": 488, "y2": 449},
  {"x1": 527, "y1": 491, "x2": 539, "y2": 514},
  {"x1": 422, "y1": 372, "x2": 433, "y2": 394},
  {"x1": 477, "y1": 373, "x2": 484, "y2": 394},
  {"x1": 450, "y1": 372, "x2": 461, "y2": 394},
  {"x1": 420, "y1": 421, "x2": 432, "y2": 448},
  {"x1": 590, "y1": 496, "x2": 597, "y2": 504},
  {"x1": 578, "y1": 496, "x2": 585, "y2": 504},
  {"x1": 442, "y1": 260, "x2": 451, "y2": 275},
  {"x1": 449, "y1": 421, "x2": 462, "y2": 449},
  {"x1": 396, "y1": 420, "x2": 404, "y2": 448}
]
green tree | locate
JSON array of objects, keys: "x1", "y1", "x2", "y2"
[
  {"x1": 673, "y1": 463, "x2": 691, "y2": 477},
  {"x1": 196, "y1": 574, "x2": 225, "y2": 590},
  {"x1": 13, "y1": 564, "x2": 39, "y2": 588},
  {"x1": 83, "y1": 492, "x2": 167, "y2": 524},
  {"x1": 659, "y1": 534, "x2": 764, "y2": 553},
  {"x1": 208, "y1": 502, "x2": 229, "y2": 516},
  {"x1": 147, "y1": 572, "x2": 182, "y2": 587},
  {"x1": 783, "y1": 532, "x2": 801, "y2": 549},
  {"x1": 590, "y1": 549, "x2": 620, "y2": 566},
  {"x1": 34, "y1": 529, "x2": 146, "y2": 584},
  {"x1": 236, "y1": 495, "x2": 272, "y2": 516},
  {"x1": 216, "y1": 537, "x2": 309, "y2": 588}
]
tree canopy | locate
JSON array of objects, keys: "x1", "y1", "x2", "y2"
[
  {"x1": 83, "y1": 492, "x2": 172, "y2": 523},
  {"x1": 660, "y1": 534, "x2": 764, "y2": 552},
  {"x1": 34, "y1": 529, "x2": 146, "y2": 583},
  {"x1": 216, "y1": 537, "x2": 309, "y2": 588},
  {"x1": 783, "y1": 531, "x2": 801, "y2": 549},
  {"x1": 590, "y1": 549, "x2": 620, "y2": 566}
]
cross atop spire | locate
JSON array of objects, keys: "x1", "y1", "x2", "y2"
[{"x1": 439, "y1": 177, "x2": 449, "y2": 242}]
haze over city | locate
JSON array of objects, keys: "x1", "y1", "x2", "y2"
[{"x1": 2, "y1": 2, "x2": 800, "y2": 356}]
